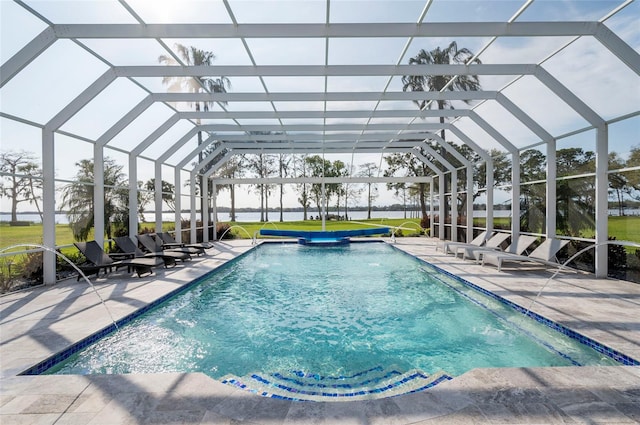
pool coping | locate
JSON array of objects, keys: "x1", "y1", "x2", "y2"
[{"x1": 2, "y1": 238, "x2": 639, "y2": 424}]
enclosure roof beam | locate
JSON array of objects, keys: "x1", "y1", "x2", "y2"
[
  {"x1": 468, "y1": 111, "x2": 518, "y2": 153},
  {"x1": 96, "y1": 95, "x2": 154, "y2": 147},
  {"x1": 177, "y1": 134, "x2": 218, "y2": 170},
  {"x1": 534, "y1": 67, "x2": 605, "y2": 127},
  {"x1": 421, "y1": 133, "x2": 473, "y2": 168},
  {"x1": 130, "y1": 114, "x2": 181, "y2": 156},
  {"x1": 51, "y1": 22, "x2": 603, "y2": 39},
  {"x1": 0, "y1": 27, "x2": 56, "y2": 89},
  {"x1": 593, "y1": 23, "x2": 640, "y2": 75},
  {"x1": 495, "y1": 93, "x2": 554, "y2": 143},
  {"x1": 44, "y1": 68, "x2": 117, "y2": 131},
  {"x1": 157, "y1": 126, "x2": 199, "y2": 163}
]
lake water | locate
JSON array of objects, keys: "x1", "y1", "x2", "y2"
[
  {"x1": 1, "y1": 210, "x2": 515, "y2": 225},
  {"x1": 4, "y1": 210, "x2": 413, "y2": 224}
]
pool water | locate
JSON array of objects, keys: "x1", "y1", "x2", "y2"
[{"x1": 47, "y1": 243, "x2": 619, "y2": 379}]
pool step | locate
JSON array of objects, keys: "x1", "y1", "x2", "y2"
[{"x1": 220, "y1": 366, "x2": 452, "y2": 401}]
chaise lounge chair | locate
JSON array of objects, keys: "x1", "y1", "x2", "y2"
[
  {"x1": 74, "y1": 241, "x2": 163, "y2": 279},
  {"x1": 436, "y1": 231, "x2": 491, "y2": 255},
  {"x1": 136, "y1": 234, "x2": 193, "y2": 262},
  {"x1": 157, "y1": 232, "x2": 213, "y2": 251},
  {"x1": 481, "y1": 238, "x2": 570, "y2": 272},
  {"x1": 455, "y1": 232, "x2": 511, "y2": 261},
  {"x1": 155, "y1": 232, "x2": 207, "y2": 256},
  {"x1": 113, "y1": 236, "x2": 178, "y2": 268}
]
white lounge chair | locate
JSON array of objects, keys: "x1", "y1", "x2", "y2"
[
  {"x1": 436, "y1": 231, "x2": 490, "y2": 255},
  {"x1": 455, "y1": 232, "x2": 511, "y2": 260},
  {"x1": 482, "y1": 239, "x2": 570, "y2": 271},
  {"x1": 458, "y1": 234, "x2": 538, "y2": 263}
]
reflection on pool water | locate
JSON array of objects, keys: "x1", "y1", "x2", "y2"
[{"x1": 47, "y1": 242, "x2": 620, "y2": 381}]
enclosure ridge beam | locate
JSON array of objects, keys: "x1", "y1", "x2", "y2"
[
  {"x1": 114, "y1": 64, "x2": 537, "y2": 78},
  {"x1": 51, "y1": 22, "x2": 600, "y2": 39},
  {"x1": 192, "y1": 123, "x2": 448, "y2": 132},
  {"x1": 186, "y1": 130, "x2": 444, "y2": 142},
  {"x1": 153, "y1": 91, "x2": 498, "y2": 102},
  {"x1": 210, "y1": 175, "x2": 432, "y2": 185},
  {"x1": 176, "y1": 109, "x2": 471, "y2": 120}
]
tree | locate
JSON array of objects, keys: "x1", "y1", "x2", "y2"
[
  {"x1": 556, "y1": 148, "x2": 596, "y2": 236},
  {"x1": 294, "y1": 154, "x2": 312, "y2": 220},
  {"x1": 216, "y1": 154, "x2": 245, "y2": 222},
  {"x1": 519, "y1": 149, "x2": 547, "y2": 233},
  {"x1": 608, "y1": 152, "x2": 628, "y2": 217},
  {"x1": 305, "y1": 155, "x2": 333, "y2": 218},
  {"x1": 384, "y1": 152, "x2": 431, "y2": 222},
  {"x1": 358, "y1": 163, "x2": 379, "y2": 219},
  {"x1": 61, "y1": 158, "x2": 127, "y2": 242},
  {"x1": 246, "y1": 153, "x2": 277, "y2": 222},
  {"x1": 144, "y1": 179, "x2": 176, "y2": 212},
  {"x1": 159, "y1": 44, "x2": 230, "y2": 222},
  {"x1": 0, "y1": 151, "x2": 43, "y2": 222},
  {"x1": 387, "y1": 181, "x2": 410, "y2": 219},
  {"x1": 277, "y1": 153, "x2": 292, "y2": 222},
  {"x1": 330, "y1": 160, "x2": 349, "y2": 218}
]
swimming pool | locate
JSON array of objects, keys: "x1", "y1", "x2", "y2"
[{"x1": 41, "y1": 242, "x2": 628, "y2": 398}]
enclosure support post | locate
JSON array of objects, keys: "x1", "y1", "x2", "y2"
[
  {"x1": 202, "y1": 177, "x2": 209, "y2": 243},
  {"x1": 450, "y1": 171, "x2": 458, "y2": 242},
  {"x1": 511, "y1": 151, "x2": 521, "y2": 243},
  {"x1": 211, "y1": 182, "x2": 217, "y2": 241},
  {"x1": 42, "y1": 129, "x2": 56, "y2": 284},
  {"x1": 466, "y1": 165, "x2": 474, "y2": 242},
  {"x1": 595, "y1": 125, "x2": 608, "y2": 278},
  {"x1": 439, "y1": 175, "x2": 445, "y2": 239},
  {"x1": 190, "y1": 171, "x2": 197, "y2": 244},
  {"x1": 486, "y1": 161, "x2": 494, "y2": 235},
  {"x1": 128, "y1": 155, "x2": 138, "y2": 239},
  {"x1": 429, "y1": 177, "x2": 434, "y2": 237},
  {"x1": 154, "y1": 161, "x2": 162, "y2": 233},
  {"x1": 174, "y1": 167, "x2": 182, "y2": 243},
  {"x1": 93, "y1": 144, "x2": 104, "y2": 248},
  {"x1": 321, "y1": 181, "x2": 326, "y2": 231},
  {"x1": 546, "y1": 139, "x2": 557, "y2": 239}
]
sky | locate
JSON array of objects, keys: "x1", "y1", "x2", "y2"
[{"x1": 0, "y1": 0, "x2": 639, "y2": 213}]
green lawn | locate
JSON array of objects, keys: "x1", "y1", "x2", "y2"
[
  {"x1": 3, "y1": 216, "x2": 640, "y2": 252},
  {"x1": 608, "y1": 216, "x2": 640, "y2": 243}
]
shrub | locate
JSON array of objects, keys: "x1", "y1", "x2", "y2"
[
  {"x1": 420, "y1": 215, "x2": 430, "y2": 230},
  {"x1": 21, "y1": 251, "x2": 43, "y2": 284}
]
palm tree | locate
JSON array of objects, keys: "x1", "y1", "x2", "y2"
[
  {"x1": 401, "y1": 41, "x2": 481, "y2": 145},
  {"x1": 159, "y1": 44, "x2": 230, "y2": 223},
  {"x1": 402, "y1": 42, "x2": 481, "y2": 224}
]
